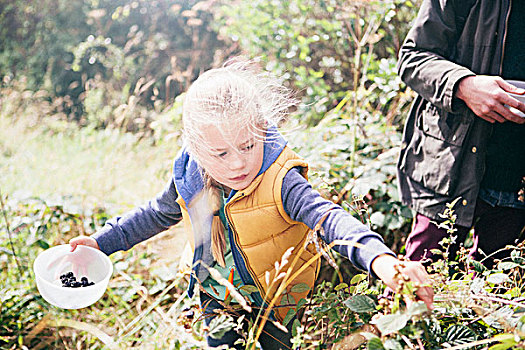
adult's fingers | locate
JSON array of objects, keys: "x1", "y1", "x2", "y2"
[
  {"x1": 493, "y1": 80, "x2": 525, "y2": 122},
  {"x1": 497, "y1": 79, "x2": 525, "y2": 95},
  {"x1": 482, "y1": 111, "x2": 504, "y2": 123}
]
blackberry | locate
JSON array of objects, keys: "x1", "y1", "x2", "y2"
[{"x1": 60, "y1": 271, "x2": 96, "y2": 288}]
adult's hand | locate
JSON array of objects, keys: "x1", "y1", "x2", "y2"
[
  {"x1": 371, "y1": 254, "x2": 434, "y2": 311},
  {"x1": 69, "y1": 235, "x2": 100, "y2": 251},
  {"x1": 456, "y1": 75, "x2": 525, "y2": 124}
]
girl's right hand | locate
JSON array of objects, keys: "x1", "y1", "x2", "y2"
[
  {"x1": 371, "y1": 254, "x2": 434, "y2": 311},
  {"x1": 69, "y1": 235, "x2": 100, "y2": 251}
]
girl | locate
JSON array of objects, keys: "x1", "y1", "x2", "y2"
[{"x1": 70, "y1": 59, "x2": 433, "y2": 349}]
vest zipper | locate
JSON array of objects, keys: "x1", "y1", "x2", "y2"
[{"x1": 225, "y1": 195, "x2": 275, "y2": 318}]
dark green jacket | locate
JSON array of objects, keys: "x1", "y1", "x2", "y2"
[{"x1": 397, "y1": 0, "x2": 511, "y2": 226}]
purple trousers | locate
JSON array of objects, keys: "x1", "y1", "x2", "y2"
[{"x1": 405, "y1": 198, "x2": 525, "y2": 266}]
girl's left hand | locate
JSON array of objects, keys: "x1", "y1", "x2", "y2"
[
  {"x1": 69, "y1": 235, "x2": 100, "y2": 251},
  {"x1": 47, "y1": 236, "x2": 100, "y2": 280},
  {"x1": 371, "y1": 254, "x2": 434, "y2": 311}
]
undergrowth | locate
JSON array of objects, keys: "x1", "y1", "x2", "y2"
[
  {"x1": 188, "y1": 200, "x2": 525, "y2": 349},
  {"x1": 2, "y1": 193, "x2": 525, "y2": 349}
]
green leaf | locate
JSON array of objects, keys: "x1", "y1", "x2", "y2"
[
  {"x1": 443, "y1": 325, "x2": 477, "y2": 346},
  {"x1": 282, "y1": 308, "x2": 297, "y2": 326},
  {"x1": 407, "y1": 301, "x2": 428, "y2": 317},
  {"x1": 471, "y1": 260, "x2": 487, "y2": 273},
  {"x1": 488, "y1": 341, "x2": 517, "y2": 350},
  {"x1": 239, "y1": 285, "x2": 259, "y2": 294},
  {"x1": 334, "y1": 283, "x2": 348, "y2": 291},
  {"x1": 296, "y1": 298, "x2": 307, "y2": 310},
  {"x1": 486, "y1": 273, "x2": 510, "y2": 285},
  {"x1": 208, "y1": 314, "x2": 236, "y2": 339},
  {"x1": 497, "y1": 262, "x2": 518, "y2": 271},
  {"x1": 367, "y1": 337, "x2": 385, "y2": 350},
  {"x1": 510, "y1": 250, "x2": 525, "y2": 264},
  {"x1": 430, "y1": 248, "x2": 443, "y2": 256},
  {"x1": 281, "y1": 294, "x2": 295, "y2": 306},
  {"x1": 350, "y1": 273, "x2": 367, "y2": 285},
  {"x1": 373, "y1": 312, "x2": 409, "y2": 335},
  {"x1": 34, "y1": 239, "x2": 50, "y2": 250},
  {"x1": 344, "y1": 295, "x2": 377, "y2": 313},
  {"x1": 290, "y1": 283, "x2": 310, "y2": 293},
  {"x1": 383, "y1": 339, "x2": 403, "y2": 350},
  {"x1": 370, "y1": 211, "x2": 386, "y2": 227},
  {"x1": 291, "y1": 319, "x2": 301, "y2": 337}
]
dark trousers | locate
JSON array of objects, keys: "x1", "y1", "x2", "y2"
[
  {"x1": 405, "y1": 198, "x2": 525, "y2": 267},
  {"x1": 200, "y1": 292, "x2": 293, "y2": 349}
]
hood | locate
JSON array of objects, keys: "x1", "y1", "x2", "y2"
[{"x1": 172, "y1": 126, "x2": 288, "y2": 204}]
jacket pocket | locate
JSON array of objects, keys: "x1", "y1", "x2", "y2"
[
  {"x1": 399, "y1": 105, "x2": 473, "y2": 196},
  {"x1": 418, "y1": 104, "x2": 471, "y2": 146}
]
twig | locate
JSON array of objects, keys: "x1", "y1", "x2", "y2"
[
  {"x1": 0, "y1": 187, "x2": 24, "y2": 277},
  {"x1": 435, "y1": 292, "x2": 525, "y2": 310},
  {"x1": 470, "y1": 294, "x2": 525, "y2": 309}
]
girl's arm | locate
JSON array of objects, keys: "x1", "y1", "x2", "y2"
[
  {"x1": 282, "y1": 168, "x2": 392, "y2": 272},
  {"x1": 71, "y1": 179, "x2": 183, "y2": 255},
  {"x1": 282, "y1": 168, "x2": 433, "y2": 309}
]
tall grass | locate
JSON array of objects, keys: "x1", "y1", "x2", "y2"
[{"x1": 0, "y1": 116, "x2": 176, "y2": 210}]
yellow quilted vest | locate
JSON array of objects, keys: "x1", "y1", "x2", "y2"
[{"x1": 177, "y1": 146, "x2": 320, "y2": 321}]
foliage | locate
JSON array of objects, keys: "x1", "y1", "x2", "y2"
[
  {"x1": 215, "y1": 0, "x2": 419, "y2": 125},
  {"x1": 1, "y1": 0, "x2": 227, "y2": 121},
  {"x1": 0, "y1": 0, "x2": 89, "y2": 93},
  {"x1": 189, "y1": 203, "x2": 525, "y2": 350},
  {"x1": 3, "y1": 192, "x2": 525, "y2": 349}
]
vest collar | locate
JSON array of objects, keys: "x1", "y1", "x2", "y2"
[{"x1": 173, "y1": 126, "x2": 287, "y2": 204}]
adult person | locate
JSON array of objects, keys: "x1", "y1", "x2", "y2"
[{"x1": 396, "y1": 0, "x2": 525, "y2": 266}]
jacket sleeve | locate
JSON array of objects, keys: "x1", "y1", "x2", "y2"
[
  {"x1": 282, "y1": 168, "x2": 394, "y2": 274},
  {"x1": 397, "y1": 0, "x2": 475, "y2": 112},
  {"x1": 92, "y1": 178, "x2": 183, "y2": 255}
]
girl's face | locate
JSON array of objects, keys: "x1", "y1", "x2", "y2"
[{"x1": 197, "y1": 125, "x2": 264, "y2": 191}]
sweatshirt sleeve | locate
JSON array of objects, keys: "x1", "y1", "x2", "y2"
[
  {"x1": 92, "y1": 178, "x2": 183, "y2": 255},
  {"x1": 282, "y1": 168, "x2": 394, "y2": 274}
]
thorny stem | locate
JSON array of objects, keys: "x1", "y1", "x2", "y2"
[
  {"x1": 470, "y1": 293, "x2": 525, "y2": 309},
  {"x1": 0, "y1": 187, "x2": 24, "y2": 277},
  {"x1": 479, "y1": 243, "x2": 523, "y2": 265}
]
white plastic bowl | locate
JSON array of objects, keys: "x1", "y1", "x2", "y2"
[{"x1": 33, "y1": 244, "x2": 113, "y2": 309}]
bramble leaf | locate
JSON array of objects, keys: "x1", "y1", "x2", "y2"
[
  {"x1": 344, "y1": 295, "x2": 377, "y2": 313},
  {"x1": 372, "y1": 312, "x2": 408, "y2": 335},
  {"x1": 291, "y1": 283, "x2": 310, "y2": 293}
]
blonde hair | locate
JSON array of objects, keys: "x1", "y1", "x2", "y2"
[{"x1": 182, "y1": 57, "x2": 297, "y2": 267}]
